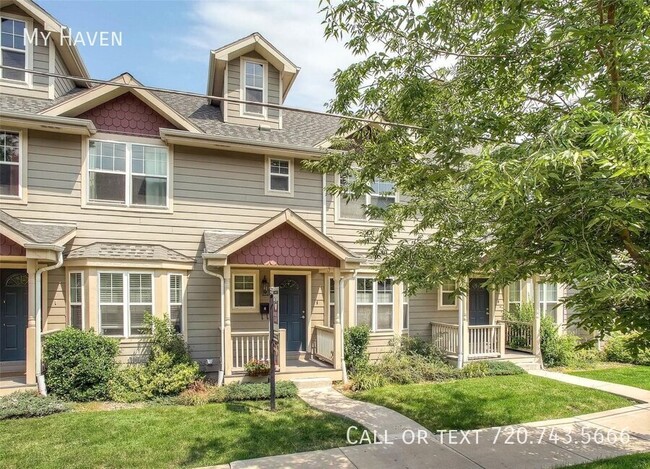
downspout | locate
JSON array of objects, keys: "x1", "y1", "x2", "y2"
[
  {"x1": 321, "y1": 173, "x2": 327, "y2": 235},
  {"x1": 202, "y1": 258, "x2": 225, "y2": 386},
  {"x1": 35, "y1": 251, "x2": 63, "y2": 395},
  {"x1": 457, "y1": 295, "x2": 464, "y2": 369}
]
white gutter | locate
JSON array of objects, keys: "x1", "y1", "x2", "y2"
[
  {"x1": 202, "y1": 258, "x2": 225, "y2": 385},
  {"x1": 35, "y1": 251, "x2": 64, "y2": 394}
]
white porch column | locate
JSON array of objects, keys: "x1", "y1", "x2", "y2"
[
  {"x1": 333, "y1": 269, "x2": 342, "y2": 370},
  {"x1": 223, "y1": 265, "x2": 232, "y2": 376},
  {"x1": 461, "y1": 278, "x2": 470, "y2": 363},
  {"x1": 25, "y1": 259, "x2": 38, "y2": 385},
  {"x1": 532, "y1": 274, "x2": 542, "y2": 357}
]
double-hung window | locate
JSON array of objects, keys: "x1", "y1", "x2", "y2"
[
  {"x1": 243, "y1": 60, "x2": 265, "y2": 116},
  {"x1": 268, "y1": 158, "x2": 291, "y2": 193},
  {"x1": 0, "y1": 130, "x2": 20, "y2": 196},
  {"x1": 538, "y1": 283, "x2": 559, "y2": 318},
  {"x1": 1, "y1": 17, "x2": 27, "y2": 82},
  {"x1": 355, "y1": 277, "x2": 394, "y2": 331},
  {"x1": 169, "y1": 274, "x2": 183, "y2": 333},
  {"x1": 402, "y1": 288, "x2": 409, "y2": 331},
  {"x1": 338, "y1": 175, "x2": 397, "y2": 221},
  {"x1": 508, "y1": 280, "x2": 523, "y2": 312},
  {"x1": 233, "y1": 273, "x2": 256, "y2": 310},
  {"x1": 99, "y1": 272, "x2": 153, "y2": 337},
  {"x1": 328, "y1": 278, "x2": 336, "y2": 327},
  {"x1": 89, "y1": 140, "x2": 168, "y2": 207},
  {"x1": 68, "y1": 272, "x2": 84, "y2": 330},
  {"x1": 439, "y1": 281, "x2": 457, "y2": 308}
]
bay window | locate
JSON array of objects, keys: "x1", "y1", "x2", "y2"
[
  {"x1": 0, "y1": 130, "x2": 20, "y2": 196},
  {"x1": 68, "y1": 272, "x2": 84, "y2": 330},
  {"x1": 89, "y1": 140, "x2": 168, "y2": 207},
  {"x1": 539, "y1": 282, "x2": 559, "y2": 318},
  {"x1": 328, "y1": 277, "x2": 336, "y2": 327},
  {"x1": 1, "y1": 17, "x2": 26, "y2": 82},
  {"x1": 402, "y1": 288, "x2": 409, "y2": 331},
  {"x1": 355, "y1": 277, "x2": 394, "y2": 331},
  {"x1": 508, "y1": 280, "x2": 523, "y2": 312},
  {"x1": 99, "y1": 272, "x2": 153, "y2": 337},
  {"x1": 169, "y1": 274, "x2": 183, "y2": 333}
]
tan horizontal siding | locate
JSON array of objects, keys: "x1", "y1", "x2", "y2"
[{"x1": 44, "y1": 268, "x2": 66, "y2": 331}]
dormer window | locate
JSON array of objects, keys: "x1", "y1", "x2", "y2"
[
  {"x1": 243, "y1": 59, "x2": 265, "y2": 116},
  {"x1": 1, "y1": 17, "x2": 27, "y2": 82}
]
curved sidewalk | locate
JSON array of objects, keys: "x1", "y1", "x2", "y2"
[{"x1": 220, "y1": 374, "x2": 650, "y2": 469}]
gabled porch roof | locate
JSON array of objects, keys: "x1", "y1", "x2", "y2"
[
  {"x1": 203, "y1": 209, "x2": 363, "y2": 269},
  {"x1": 0, "y1": 211, "x2": 76, "y2": 261}
]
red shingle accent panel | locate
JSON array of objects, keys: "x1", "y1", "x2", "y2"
[
  {"x1": 0, "y1": 234, "x2": 25, "y2": 256},
  {"x1": 228, "y1": 223, "x2": 340, "y2": 267},
  {"x1": 77, "y1": 92, "x2": 179, "y2": 137}
]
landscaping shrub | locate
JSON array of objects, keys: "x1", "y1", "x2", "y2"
[
  {"x1": 176, "y1": 381, "x2": 298, "y2": 405},
  {"x1": 390, "y1": 335, "x2": 446, "y2": 362},
  {"x1": 540, "y1": 316, "x2": 579, "y2": 367},
  {"x1": 109, "y1": 315, "x2": 200, "y2": 402},
  {"x1": 244, "y1": 359, "x2": 271, "y2": 376},
  {"x1": 43, "y1": 328, "x2": 119, "y2": 401},
  {"x1": 0, "y1": 391, "x2": 68, "y2": 420},
  {"x1": 349, "y1": 368, "x2": 387, "y2": 391},
  {"x1": 604, "y1": 333, "x2": 650, "y2": 366},
  {"x1": 344, "y1": 325, "x2": 370, "y2": 373},
  {"x1": 482, "y1": 360, "x2": 526, "y2": 376}
]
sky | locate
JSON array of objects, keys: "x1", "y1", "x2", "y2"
[{"x1": 38, "y1": 0, "x2": 358, "y2": 110}]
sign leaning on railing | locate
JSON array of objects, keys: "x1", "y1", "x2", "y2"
[{"x1": 269, "y1": 286, "x2": 280, "y2": 411}]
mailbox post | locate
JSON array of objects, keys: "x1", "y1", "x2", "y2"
[{"x1": 269, "y1": 286, "x2": 279, "y2": 411}]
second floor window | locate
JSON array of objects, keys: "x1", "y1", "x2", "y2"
[
  {"x1": 268, "y1": 158, "x2": 291, "y2": 193},
  {"x1": 89, "y1": 140, "x2": 168, "y2": 207},
  {"x1": 1, "y1": 18, "x2": 26, "y2": 82},
  {"x1": 339, "y1": 175, "x2": 397, "y2": 221},
  {"x1": 244, "y1": 60, "x2": 264, "y2": 115},
  {"x1": 0, "y1": 130, "x2": 20, "y2": 197}
]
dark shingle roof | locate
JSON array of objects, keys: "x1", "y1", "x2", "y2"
[
  {"x1": 0, "y1": 86, "x2": 341, "y2": 150},
  {"x1": 0, "y1": 210, "x2": 76, "y2": 244},
  {"x1": 67, "y1": 242, "x2": 193, "y2": 262},
  {"x1": 203, "y1": 230, "x2": 247, "y2": 254}
]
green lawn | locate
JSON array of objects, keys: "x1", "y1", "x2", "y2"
[
  {"x1": 0, "y1": 399, "x2": 362, "y2": 469},
  {"x1": 352, "y1": 375, "x2": 631, "y2": 432},
  {"x1": 568, "y1": 366, "x2": 650, "y2": 391},
  {"x1": 567, "y1": 453, "x2": 650, "y2": 468}
]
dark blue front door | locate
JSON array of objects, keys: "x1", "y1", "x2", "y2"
[
  {"x1": 469, "y1": 278, "x2": 490, "y2": 326},
  {"x1": 276, "y1": 275, "x2": 306, "y2": 352},
  {"x1": 1, "y1": 270, "x2": 28, "y2": 362}
]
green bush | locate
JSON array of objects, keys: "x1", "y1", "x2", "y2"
[
  {"x1": 244, "y1": 359, "x2": 271, "y2": 376},
  {"x1": 604, "y1": 333, "x2": 650, "y2": 366},
  {"x1": 482, "y1": 360, "x2": 526, "y2": 376},
  {"x1": 0, "y1": 391, "x2": 68, "y2": 420},
  {"x1": 177, "y1": 381, "x2": 298, "y2": 405},
  {"x1": 43, "y1": 328, "x2": 119, "y2": 401},
  {"x1": 349, "y1": 369, "x2": 387, "y2": 391},
  {"x1": 390, "y1": 335, "x2": 446, "y2": 362},
  {"x1": 540, "y1": 316, "x2": 579, "y2": 367},
  {"x1": 504, "y1": 303, "x2": 535, "y2": 322},
  {"x1": 344, "y1": 325, "x2": 370, "y2": 374},
  {"x1": 109, "y1": 315, "x2": 200, "y2": 402}
]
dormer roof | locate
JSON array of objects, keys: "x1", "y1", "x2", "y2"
[{"x1": 207, "y1": 32, "x2": 300, "y2": 104}]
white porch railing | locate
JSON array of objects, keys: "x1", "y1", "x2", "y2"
[
  {"x1": 231, "y1": 331, "x2": 269, "y2": 371},
  {"x1": 468, "y1": 325, "x2": 503, "y2": 358},
  {"x1": 499, "y1": 320, "x2": 534, "y2": 353},
  {"x1": 431, "y1": 321, "x2": 459, "y2": 356},
  {"x1": 312, "y1": 325, "x2": 335, "y2": 364},
  {"x1": 231, "y1": 330, "x2": 286, "y2": 372}
]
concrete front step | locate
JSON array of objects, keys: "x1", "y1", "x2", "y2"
[{"x1": 291, "y1": 377, "x2": 333, "y2": 390}]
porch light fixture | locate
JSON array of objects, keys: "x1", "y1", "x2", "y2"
[{"x1": 262, "y1": 276, "x2": 269, "y2": 295}]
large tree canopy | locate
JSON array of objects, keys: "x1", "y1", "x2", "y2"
[{"x1": 310, "y1": 0, "x2": 650, "y2": 343}]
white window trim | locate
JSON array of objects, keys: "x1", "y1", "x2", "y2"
[
  {"x1": 240, "y1": 56, "x2": 268, "y2": 119},
  {"x1": 68, "y1": 271, "x2": 84, "y2": 330},
  {"x1": 0, "y1": 128, "x2": 27, "y2": 203},
  {"x1": 231, "y1": 270, "x2": 259, "y2": 313},
  {"x1": 85, "y1": 137, "x2": 171, "y2": 211},
  {"x1": 507, "y1": 280, "x2": 524, "y2": 311},
  {"x1": 265, "y1": 156, "x2": 293, "y2": 197},
  {"x1": 334, "y1": 173, "x2": 398, "y2": 225},
  {"x1": 97, "y1": 271, "x2": 154, "y2": 338},
  {"x1": 539, "y1": 282, "x2": 560, "y2": 320},
  {"x1": 438, "y1": 282, "x2": 458, "y2": 310},
  {"x1": 168, "y1": 273, "x2": 185, "y2": 334},
  {"x1": 355, "y1": 277, "x2": 395, "y2": 332},
  {"x1": 0, "y1": 13, "x2": 33, "y2": 89},
  {"x1": 327, "y1": 276, "x2": 336, "y2": 328}
]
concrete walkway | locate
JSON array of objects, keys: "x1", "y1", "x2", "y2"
[{"x1": 212, "y1": 373, "x2": 650, "y2": 468}]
